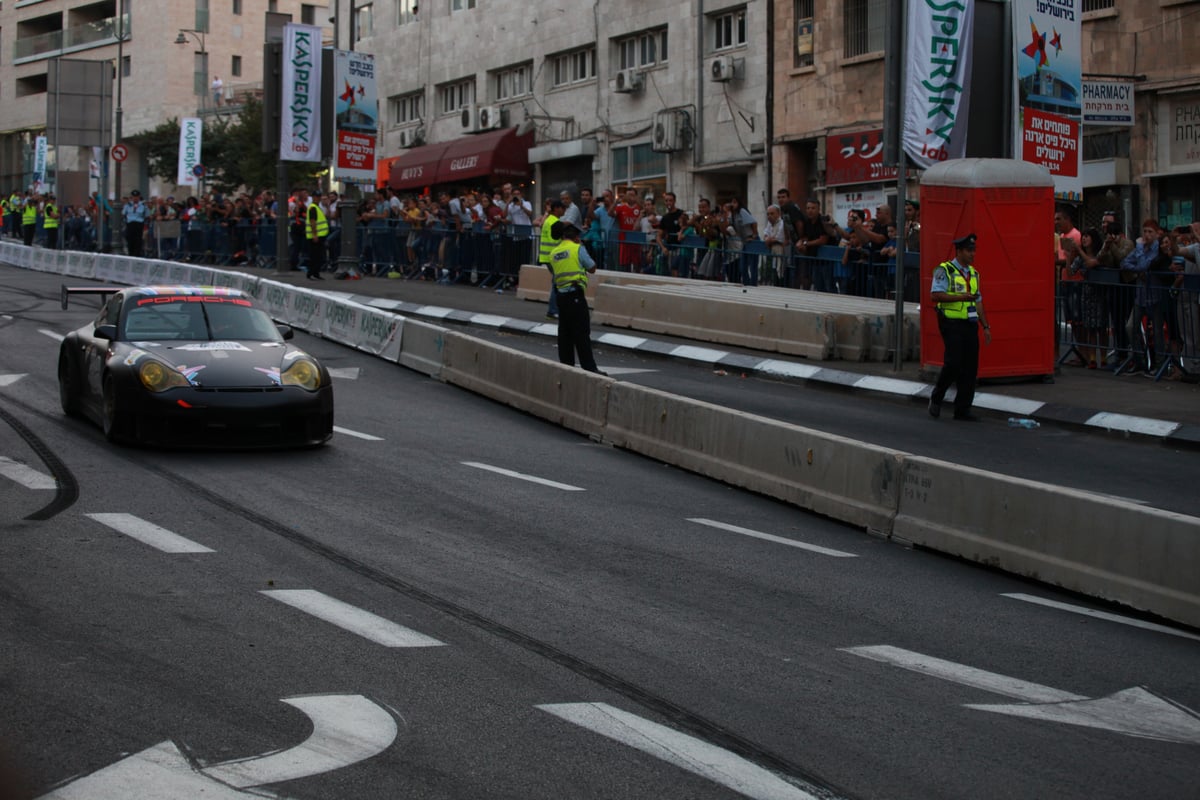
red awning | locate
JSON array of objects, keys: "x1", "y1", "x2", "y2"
[
  {"x1": 385, "y1": 143, "x2": 451, "y2": 191},
  {"x1": 434, "y1": 127, "x2": 534, "y2": 185}
]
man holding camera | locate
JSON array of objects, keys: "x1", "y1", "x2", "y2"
[
  {"x1": 1096, "y1": 211, "x2": 1135, "y2": 359},
  {"x1": 929, "y1": 233, "x2": 991, "y2": 421}
]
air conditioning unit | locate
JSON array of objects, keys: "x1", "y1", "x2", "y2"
[
  {"x1": 399, "y1": 127, "x2": 425, "y2": 149},
  {"x1": 613, "y1": 68, "x2": 644, "y2": 94},
  {"x1": 460, "y1": 103, "x2": 479, "y2": 132},
  {"x1": 477, "y1": 105, "x2": 504, "y2": 131},
  {"x1": 651, "y1": 110, "x2": 689, "y2": 153},
  {"x1": 710, "y1": 55, "x2": 738, "y2": 83}
]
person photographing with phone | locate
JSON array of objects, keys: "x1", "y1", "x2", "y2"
[{"x1": 928, "y1": 233, "x2": 991, "y2": 421}]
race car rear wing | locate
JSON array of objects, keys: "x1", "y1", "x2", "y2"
[{"x1": 61, "y1": 285, "x2": 119, "y2": 310}]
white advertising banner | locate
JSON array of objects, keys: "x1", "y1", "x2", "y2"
[
  {"x1": 177, "y1": 117, "x2": 203, "y2": 186},
  {"x1": 832, "y1": 187, "x2": 887, "y2": 229},
  {"x1": 902, "y1": 0, "x2": 974, "y2": 169},
  {"x1": 333, "y1": 50, "x2": 378, "y2": 185},
  {"x1": 33, "y1": 135, "x2": 49, "y2": 191},
  {"x1": 281, "y1": 23, "x2": 323, "y2": 162}
]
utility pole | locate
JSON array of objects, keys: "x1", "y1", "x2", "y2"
[{"x1": 114, "y1": 0, "x2": 127, "y2": 201}]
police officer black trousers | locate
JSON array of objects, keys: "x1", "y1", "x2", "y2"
[
  {"x1": 557, "y1": 289, "x2": 599, "y2": 372},
  {"x1": 931, "y1": 316, "x2": 980, "y2": 418}
]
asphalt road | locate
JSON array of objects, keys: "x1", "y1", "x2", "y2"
[{"x1": 1, "y1": 272, "x2": 1198, "y2": 800}]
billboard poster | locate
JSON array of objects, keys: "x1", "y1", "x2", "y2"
[
  {"x1": 281, "y1": 23, "x2": 322, "y2": 162},
  {"x1": 333, "y1": 50, "x2": 378, "y2": 185},
  {"x1": 33, "y1": 136, "x2": 49, "y2": 192},
  {"x1": 1012, "y1": 0, "x2": 1082, "y2": 201},
  {"x1": 177, "y1": 117, "x2": 202, "y2": 187},
  {"x1": 832, "y1": 186, "x2": 887, "y2": 228},
  {"x1": 826, "y1": 129, "x2": 899, "y2": 187},
  {"x1": 903, "y1": 0, "x2": 974, "y2": 169},
  {"x1": 1082, "y1": 79, "x2": 1135, "y2": 126}
]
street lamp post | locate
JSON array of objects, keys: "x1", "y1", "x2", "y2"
[{"x1": 174, "y1": 28, "x2": 207, "y2": 113}]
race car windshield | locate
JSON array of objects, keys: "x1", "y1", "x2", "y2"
[{"x1": 122, "y1": 298, "x2": 284, "y2": 342}]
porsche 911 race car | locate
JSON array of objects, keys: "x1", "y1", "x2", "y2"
[{"x1": 57, "y1": 285, "x2": 334, "y2": 447}]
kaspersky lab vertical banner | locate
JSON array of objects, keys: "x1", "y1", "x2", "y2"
[
  {"x1": 281, "y1": 23, "x2": 322, "y2": 162},
  {"x1": 333, "y1": 50, "x2": 378, "y2": 185},
  {"x1": 902, "y1": 0, "x2": 974, "y2": 169},
  {"x1": 1012, "y1": 0, "x2": 1082, "y2": 201},
  {"x1": 177, "y1": 117, "x2": 202, "y2": 187}
]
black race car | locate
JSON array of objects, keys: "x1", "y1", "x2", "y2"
[{"x1": 57, "y1": 285, "x2": 334, "y2": 447}]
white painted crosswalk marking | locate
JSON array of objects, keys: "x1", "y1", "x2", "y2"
[
  {"x1": 537, "y1": 703, "x2": 839, "y2": 800},
  {"x1": 1002, "y1": 593, "x2": 1200, "y2": 642},
  {"x1": 0, "y1": 373, "x2": 27, "y2": 387},
  {"x1": 39, "y1": 329, "x2": 65, "y2": 342},
  {"x1": 688, "y1": 518, "x2": 857, "y2": 558},
  {"x1": 0, "y1": 456, "x2": 56, "y2": 489},
  {"x1": 85, "y1": 513, "x2": 215, "y2": 554},
  {"x1": 462, "y1": 461, "x2": 585, "y2": 491},
  {"x1": 262, "y1": 589, "x2": 445, "y2": 647},
  {"x1": 333, "y1": 425, "x2": 384, "y2": 441}
]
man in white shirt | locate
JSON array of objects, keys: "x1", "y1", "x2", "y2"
[
  {"x1": 560, "y1": 190, "x2": 582, "y2": 227},
  {"x1": 507, "y1": 189, "x2": 533, "y2": 226}
]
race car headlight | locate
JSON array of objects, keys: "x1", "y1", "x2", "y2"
[
  {"x1": 281, "y1": 359, "x2": 321, "y2": 391},
  {"x1": 138, "y1": 360, "x2": 191, "y2": 392}
]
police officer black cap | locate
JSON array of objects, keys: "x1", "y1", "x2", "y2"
[
  {"x1": 953, "y1": 233, "x2": 977, "y2": 250},
  {"x1": 551, "y1": 220, "x2": 579, "y2": 239}
]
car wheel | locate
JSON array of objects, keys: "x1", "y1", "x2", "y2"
[
  {"x1": 101, "y1": 374, "x2": 129, "y2": 443},
  {"x1": 58, "y1": 352, "x2": 82, "y2": 417}
]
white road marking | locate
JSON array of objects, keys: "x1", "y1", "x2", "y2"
[
  {"x1": 468, "y1": 313, "x2": 510, "y2": 328},
  {"x1": 327, "y1": 367, "x2": 361, "y2": 380},
  {"x1": 601, "y1": 367, "x2": 658, "y2": 376},
  {"x1": 596, "y1": 333, "x2": 650, "y2": 348},
  {"x1": 37, "y1": 740, "x2": 248, "y2": 799},
  {"x1": 670, "y1": 344, "x2": 732, "y2": 363},
  {"x1": 537, "y1": 703, "x2": 839, "y2": 800},
  {"x1": 0, "y1": 456, "x2": 56, "y2": 489},
  {"x1": 841, "y1": 645, "x2": 1084, "y2": 703},
  {"x1": 203, "y1": 695, "x2": 399, "y2": 788},
  {"x1": 262, "y1": 589, "x2": 445, "y2": 647},
  {"x1": 85, "y1": 513, "x2": 214, "y2": 554},
  {"x1": 333, "y1": 425, "x2": 384, "y2": 441},
  {"x1": 755, "y1": 360, "x2": 822, "y2": 379},
  {"x1": 1002, "y1": 593, "x2": 1200, "y2": 642},
  {"x1": 461, "y1": 461, "x2": 585, "y2": 491},
  {"x1": 0, "y1": 373, "x2": 27, "y2": 387},
  {"x1": 1085, "y1": 412, "x2": 1180, "y2": 438},
  {"x1": 688, "y1": 518, "x2": 857, "y2": 558},
  {"x1": 1, "y1": 314, "x2": 11, "y2": 320},
  {"x1": 39, "y1": 329, "x2": 65, "y2": 342}
]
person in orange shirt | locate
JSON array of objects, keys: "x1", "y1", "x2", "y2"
[{"x1": 1054, "y1": 207, "x2": 1083, "y2": 351}]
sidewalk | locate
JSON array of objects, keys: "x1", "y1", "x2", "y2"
[{"x1": 272, "y1": 268, "x2": 1200, "y2": 448}]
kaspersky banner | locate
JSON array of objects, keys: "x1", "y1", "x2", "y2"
[
  {"x1": 1012, "y1": 0, "x2": 1082, "y2": 201},
  {"x1": 177, "y1": 117, "x2": 202, "y2": 187},
  {"x1": 281, "y1": 23, "x2": 322, "y2": 162},
  {"x1": 902, "y1": 0, "x2": 974, "y2": 169},
  {"x1": 333, "y1": 50, "x2": 378, "y2": 185}
]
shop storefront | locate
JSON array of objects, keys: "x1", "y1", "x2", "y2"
[
  {"x1": 379, "y1": 127, "x2": 535, "y2": 195},
  {"x1": 1151, "y1": 91, "x2": 1200, "y2": 229}
]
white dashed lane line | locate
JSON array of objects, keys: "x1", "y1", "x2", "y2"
[
  {"x1": 462, "y1": 462, "x2": 585, "y2": 491},
  {"x1": 0, "y1": 373, "x2": 26, "y2": 387},
  {"x1": 687, "y1": 518, "x2": 858, "y2": 558},
  {"x1": 1002, "y1": 593, "x2": 1200, "y2": 642},
  {"x1": 85, "y1": 513, "x2": 215, "y2": 554},
  {"x1": 38, "y1": 329, "x2": 65, "y2": 342},
  {"x1": 333, "y1": 426, "x2": 384, "y2": 441},
  {"x1": 262, "y1": 589, "x2": 446, "y2": 647},
  {"x1": 0, "y1": 456, "x2": 56, "y2": 489}
]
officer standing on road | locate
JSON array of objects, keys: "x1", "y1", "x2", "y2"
[
  {"x1": 42, "y1": 193, "x2": 59, "y2": 250},
  {"x1": 122, "y1": 189, "x2": 147, "y2": 257},
  {"x1": 548, "y1": 220, "x2": 604, "y2": 375},
  {"x1": 928, "y1": 233, "x2": 991, "y2": 421}
]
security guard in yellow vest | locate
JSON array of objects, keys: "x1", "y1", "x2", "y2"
[
  {"x1": 22, "y1": 193, "x2": 38, "y2": 246},
  {"x1": 42, "y1": 194, "x2": 59, "y2": 249},
  {"x1": 540, "y1": 199, "x2": 564, "y2": 319},
  {"x1": 6, "y1": 192, "x2": 19, "y2": 238},
  {"x1": 548, "y1": 220, "x2": 604, "y2": 375},
  {"x1": 301, "y1": 188, "x2": 328, "y2": 281},
  {"x1": 929, "y1": 233, "x2": 991, "y2": 421}
]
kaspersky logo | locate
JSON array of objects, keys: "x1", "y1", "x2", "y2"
[
  {"x1": 289, "y1": 29, "x2": 315, "y2": 151},
  {"x1": 915, "y1": 0, "x2": 968, "y2": 162}
]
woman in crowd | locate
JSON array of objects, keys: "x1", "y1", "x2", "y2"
[{"x1": 1064, "y1": 228, "x2": 1108, "y2": 369}]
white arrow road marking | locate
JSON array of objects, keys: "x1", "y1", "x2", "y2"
[
  {"x1": 843, "y1": 645, "x2": 1200, "y2": 744},
  {"x1": 262, "y1": 589, "x2": 445, "y2": 647},
  {"x1": 39, "y1": 329, "x2": 65, "y2": 342},
  {"x1": 688, "y1": 518, "x2": 857, "y2": 558},
  {"x1": 536, "y1": 703, "x2": 839, "y2": 800},
  {"x1": 462, "y1": 461, "x2": 585, "y2": 491},
  {"x1": 37, "y1": 695, "x2": 398, "y2": 798},
  {"x1": 202, "y1": 695, "x2": 398, "y2": 788},
  {"x1": 85, "y1": 513, "x2": 214, "y2": 554},
  {"x1": 0, "y1": 373, "x2": 27, "y2": 387},
  {"x1": 0, "y1": 456, "x2": 56, "y2": 489},
  {"x1": 328, "y1": 367, "x2": 360, "y2": 380},
  {"x1": 1002, "y1": 593, "x2": 1200, "y2": 642},
  {"x1": 333, "y1": 425, "x2": 384, "y2": 441}
]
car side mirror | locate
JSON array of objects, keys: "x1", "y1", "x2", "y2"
[
  {"x1": 276, "y1": 324, "x2": 294, "y2": 340},
  {"x1": 94, "y1": 324, "x2": 117, "y2": 341}
]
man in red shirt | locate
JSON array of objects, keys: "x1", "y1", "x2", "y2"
[{"x1": 612, "y1": 187, "x2": 642, "y2": 270}]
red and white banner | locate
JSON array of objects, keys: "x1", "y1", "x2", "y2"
[
  {"x1": 281, "y1": 23, "x2": 322, "y2": 163},
  {"x1": 333, "y1": 50, "x2": 378, "y2": 185},
  {"x1": 903, "y1": 0, "x2": 974, "y2": 169},
  {"x1": 826, "y1": 129, "x2": 898, "y2": 187}
]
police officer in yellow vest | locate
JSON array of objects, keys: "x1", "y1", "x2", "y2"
[
  {"x1": 42, "y1": 193, "x2": 59, "y2": 250},
  {"x1": 22, "y1": 192, "x2": 39, "y2": 247},
  {"x1": 929, "y1": 233, "x2": 991, "y2": 421},
  {"x1": 540, "y1": 199, "x2": 564, "y2": 319},
  {"x1": 0, "y1": 195, "x2": 9, "y2": 237},
  {"x1": 548, "y1": 220, "x2": 604, "y2": 375},
  {"x1": 6, "y1": 192, "x2": 20, "y2": 238},
  {"x1": 300, "y1": 188, "x2": 328, "y2": 281}
]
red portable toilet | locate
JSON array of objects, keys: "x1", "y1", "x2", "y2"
[{"x1": 919, "y1": 158, "x2": 1056, "y2": 380}]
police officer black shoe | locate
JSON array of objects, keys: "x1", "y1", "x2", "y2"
[{"x1": 928, "y1": 399, "x2": 941, "y2": 419}]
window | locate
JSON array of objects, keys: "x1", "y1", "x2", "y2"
[
  {"x1": 451, "y1": 0, "x2": 476, "y2": 11},
  {"x1": 355, "y1": 3, "x2": 373, "y2": 39},
  {"x1": 195, "y1": 0, "x2": 210, "y2": 33},
  {"x1": 397, "y1": 0, "x2": 418, "y2": 25},
  {"x1": 551, "y1": 47, "x2": 596, "y2": 88},
  {"x1": 712, "y1": 8, "x2": 746, "y2": 51},
  {"x1": 121, "y1": 55, "x2": 131, "y2": 78},
  {"x1": 794, "y1": 0, "x2": 814, "y2": 68},
  {"x1": 616, "y1": 27, "x2": 668, "y2": 70},
  {"x1": 301, "y1": 4, "x2": 318, "y2": 25},
  {"x1": 610, "y1": 143, "x2": 667, "y2": 199},
  {"x1": 438, "y1": 79, "x2": 474, "y2": 115},
  {"x1": 231, "y1": 54, "x2": 242, "y2": 77},
  {"x1": 1082, "y1": 0, "x2": 1114, "y2": 10},
  {"x1": 492, "y1": 63, "x2": 532, "y2": 101},
  {"x1": 389, "y1": 91, "x2": 425, "y2": 125},
  {"x1": 233, "y1": 0, "x2": 243, "y2": 15},
  {"x1": 843, "y1": 0, "x2": 884, "y2": 58}
]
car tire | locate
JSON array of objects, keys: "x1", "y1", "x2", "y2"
[
  {"x1": 101, "y1": 374, "x2": 130, "y2": 443},
  {"x1": 58, "y1": 352, "x2": 82, "y2": 418}
]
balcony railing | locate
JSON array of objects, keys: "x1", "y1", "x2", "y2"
[{"x1": 14, "y1": 13, "x2": 130, "y2": 62}]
